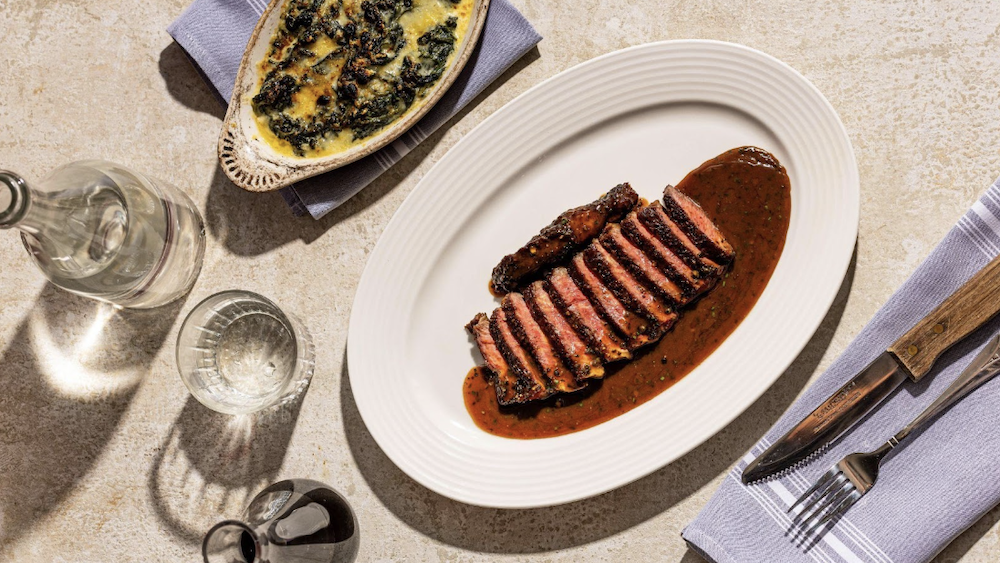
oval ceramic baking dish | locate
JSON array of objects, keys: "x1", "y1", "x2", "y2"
[{"x1": 219, "y1": 0, "x2": 490, "y2": 192}]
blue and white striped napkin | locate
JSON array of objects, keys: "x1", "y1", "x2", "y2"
[
  {"x1": 684, "y1": 178, "x2": 1000, "y2": 562},
  {"x1": 167, "y1": 0, "x2": 541, "y2": 219}
]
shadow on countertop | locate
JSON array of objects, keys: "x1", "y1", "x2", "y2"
[
  {"x1": 158, "y1": 41, "x2": 542, "y2": 258},
  {"x1": 0, "y1": 284, "x2": 182, "y2": 548},
  {"x1": 339, "y1": 251, "x2": 858, "y2": 554},
  {"x1": 681, "y1": 552, "x2": 710, "y2": 563},
  {"x1": 148, "y1": 375, "x2": 311, "y2": 544}
]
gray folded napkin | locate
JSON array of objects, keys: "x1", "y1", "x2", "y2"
[
  {"x1": 684, "y1": 178, "x2": 1000, "y2": 562},
  {"x1": 168, "y1": 0, "x2": 541, "y2": 219}
]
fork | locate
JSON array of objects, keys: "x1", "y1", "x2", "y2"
[{"x1": 788, "y1": 334, "x2": 1000, "y2": 540}]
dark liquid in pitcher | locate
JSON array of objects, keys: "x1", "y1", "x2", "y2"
[
  {"x1": 245, "y1": 479, "x2": 360, "y2": 563},
  {"x1": 240, "y1": 531, "x2": 257, "y2": 562}
]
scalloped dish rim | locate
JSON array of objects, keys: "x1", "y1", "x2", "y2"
[{"x1": 218, "y1": 0, "x2": 491, "y2": 192}]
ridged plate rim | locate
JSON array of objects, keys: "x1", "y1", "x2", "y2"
[{"x1": 347, "y1": 40, "x2": 859, "y2": 508}]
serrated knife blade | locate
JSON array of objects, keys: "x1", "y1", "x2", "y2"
[
  {"x1": 742, "y1": 250, "x2": 1000, "y2": 485},
  {"x1": 741, "y1": 352, "x2": 908, "y2": 483}
]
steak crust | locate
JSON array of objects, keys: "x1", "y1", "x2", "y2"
[
  {"x1": 638, "y1": 202, "x2": 722, "y2": 278},
  {"x1": 620, "y1": 210, "x2": 710, "y2": 297},
  {"x1": 546, "y1": 268, "x2": 631, "y2": 363},
  {"x1": 490, "y1": 183, "x2": 639, "y2": 294},
  {"x1": 504, "y1": 293, "x2": 583, "y2": 393},
  {"x1": 662, "y1": 185, "x2": 735, "y2": 264},
  {"x1": 490, "y1": 308, "x2": 555, "y2": 403},
  {"x1": 601, "y1": 222, "x2": 686, "y2": 306},
  {"x1": 584, "y1": 241, "x2": 677, "y2": 334},
  {"x1": 524, "y1": 281, "x2": 605, "y2": 381},
  {"x1": 569, "y1": 253, "x2": 653, "y2": 350},
  {"x1": 466, "y1": 313, "x2": 519, "y2": 406}
]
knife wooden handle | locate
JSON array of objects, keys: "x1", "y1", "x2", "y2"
[{"x1": 889, "y1": 253, "x2": 1000, "y2": 381}]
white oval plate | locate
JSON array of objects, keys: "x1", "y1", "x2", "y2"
[{"x1": 348, "y1": 40, "x2": 859, "y2": 508}]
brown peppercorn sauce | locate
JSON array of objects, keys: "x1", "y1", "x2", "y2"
[{"x1": 464, "y1": 147, "x2": 792, "y2": 439}]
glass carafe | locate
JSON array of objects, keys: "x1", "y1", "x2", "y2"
[
  {"x1": 203, "y1": 479, "x2": 360, "y2": 563},
  {"x1": 0, "y1": 160, "x2": 205, "y2": 308}
]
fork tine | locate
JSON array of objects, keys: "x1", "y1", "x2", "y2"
[
  {"x1": 796, "y1": 473, "x2": 847, "y2": 524},
  {"x1": 797, "y1": 489, "x2": 861, "y2": 548},
  {"x1": 790, "y1": 477, "x2": 840, "y2": 528},
  {"x1": 799, "y1": 483, "x2": 857, "y2": 539},
  {"x1": 788, "y1": 468, "x2": 839, "y2": 515},
  {"x1": 812, "y1": 490, "x2": 861, "y2": 533},
  {"x1": 788, "y1": 476, "x2": 846, "y2": 544}
]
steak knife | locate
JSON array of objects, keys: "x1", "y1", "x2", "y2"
[{"x1": 742, "y1": 252, "x2": 1000, "y2": 484}]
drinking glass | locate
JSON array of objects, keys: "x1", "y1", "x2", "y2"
[{"x1": 176, "y1": 290, "x2": 314, "y2": 414}]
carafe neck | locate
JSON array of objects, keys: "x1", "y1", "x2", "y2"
[
  {"x1": 0, "y1": 170, "x2": 59, "y2": 237},
  {"x1": 203, "y1": 520, "x2": 265, "y2": 563},
  {"x1": 0, "y1": 171, "x2": 35, "y2": 232}
]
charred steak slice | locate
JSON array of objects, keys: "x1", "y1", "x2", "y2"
[
  {"x1": 490, "y1": 183, "x2": 639, "y2": 294},
  {"x1": 638, "y1": 202, "x2": 722, "y2": 278},
  {"x1": 584, "y1": 241, "x2": 678, "y2": 334},
  {"x1": 466, "y1": 313, "x2": 519, "y2": 406},
  {"x1": 600, "y1": 222, "x2": 687, "y2": 306},
  {"x1": 620, "y1": 210, "x2": 712, "y2": 297},
  {"x1": 662, "y1": 185, "x2": 735, "y2": 264},
  {"x1": 569, "y1": 253, "x2": 654, "y2": 349},
  {"x1": 490, "y1": 308, "x2": 556, "y2": 403},
  {"x1": 524, "y1": 280, "x2": 605, "y2": 381},
  {"x1": 504, "y1": 293, "x2": 584, "y2": 393},
  {"x1": 546, "y1": 268, "x2": 631, "y2": 362}
]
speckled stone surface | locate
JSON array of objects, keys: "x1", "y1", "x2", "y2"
[{"x1": 2, "y1": 0, "x2": 1000, "y2": 561}]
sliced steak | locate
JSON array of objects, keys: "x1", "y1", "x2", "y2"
[
  {"x1": 490, "y1": 183, "x2": 640, "y2": 294},
  {"x1": 504, "y1": 293, "x2": 583, "y2": 393},
  {"x1": 490, "y1": 308, "x2": 556, "y2": 403},
  {"x1": 662, "y1": 185, "x2": 735, "y2": 264},
  {"x1": 524, "y1": 281, "x2": 604, "y2": 381},
  {"x1": 568, "y1": 253, "x2": 654, "y2": 349},
  {"x1": 584, "y1": 241, "x2": 678, "y2": 334},
  {"x1": 546, "y1": 268, "x2": 631, "y2": 362},
  {"x1": 466, "y1": 313, "x2": 519, "y2": 405},
  {"x1": 620, "y1": 210, "x2": 711, "y2": 297},
  {"x1": 600, "y1": 222, "x2": 686, "y2": 306},
  {"x1": 638, "y1": 202, "x2": 722, "y2": 278}
]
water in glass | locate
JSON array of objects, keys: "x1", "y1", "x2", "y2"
[{"x1": 177, "y1": 291, "x2": 313, "y2": 414}]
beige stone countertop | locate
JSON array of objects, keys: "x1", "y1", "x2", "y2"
[{"x1": 3, "y1": 0, "x2": 1000, "y2": 561}]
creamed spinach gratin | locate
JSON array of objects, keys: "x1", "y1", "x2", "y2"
[{"x1": 252, "y1": 0, "x2": 474, "y2": 157}]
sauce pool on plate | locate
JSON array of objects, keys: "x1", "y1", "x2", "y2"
[{"x1": 464, "y1": 146, "x2": 792, "y2": 439}]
